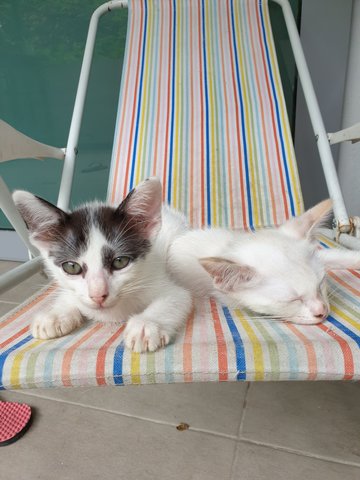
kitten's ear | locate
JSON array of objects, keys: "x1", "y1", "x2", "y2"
[
  {"x1": 12, "y1": 191, "x2": 67, "y2": 244},
  {"x1": 199, "y1": 257, "x2": 257, "y2": 292},
  {"x1": 318, "y1": 248, "x2": 360, "y2": 271},
  {"x1": 279, "y1": 199, "x2": 332, "y2": 239},
  {"x1": 118, "y1": 177, "x2": 162, "y2": 238}
]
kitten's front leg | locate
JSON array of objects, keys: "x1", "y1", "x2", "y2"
[
  {"x1": 123, "y1": 284, "x2": 192, "y2": 353},
  {"x1": 31, "y1": 294, "x2": 84, "y2": 339}
]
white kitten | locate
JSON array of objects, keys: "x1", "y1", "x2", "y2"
[
  {"x1": 13, "y1": 178, "x2": 192, "y2": 352},
  {"x1": 169, "y1": 200, "x2": 360, "y2": 325}
]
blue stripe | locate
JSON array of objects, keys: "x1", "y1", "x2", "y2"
[
  {"x1": 258, "y1": 1, "x2": 295, "y2": 217},
  {"x1": 230, "y1": 0, "x2": 253, "y2": 228},
  {"x1": 201, "y1": 0, "x2": 211, "y2": 225},
  {"x1": 129, "y1": 0, "x2": 148, "y2": 189},
  {"x1": 327, "y1": 315, "x2": 360, "y2": 348},
  {"x1": 222, "y1": 306, "x2": 246, "y2": 380},
  {"x1": 165, "y1": 343, "x2": 175, "y2": 383},
  {"x1": 113, "y1": 343, "x2": 125, "y2": 385},
  {"x1": 0, "y1": 335, "x2": 33, "y2": 389},
  {"x1": 167, "y1": 0, "x2": 177, "y2": 204}
]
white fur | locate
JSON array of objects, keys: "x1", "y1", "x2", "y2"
[{"x1": 169, "y1": 202, "x2": 360, "y2": 325}]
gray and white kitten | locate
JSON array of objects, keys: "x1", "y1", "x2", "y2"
[{"x1": 13, "y1": 178, "x2": 192, "y2": 352}]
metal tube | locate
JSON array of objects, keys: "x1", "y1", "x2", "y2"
[
  {"x1": 271, "y1": 0, "x2": 351, "y2": 232},
  {"x1": 57, "y1": 0, "x2": 128, "y2": 211},
  {"x1": 0, "y1": 176, "x2": 38, "y2": 257},
  {"x1": 0, "y1": 256, "x2": 43, "y2": 295}
]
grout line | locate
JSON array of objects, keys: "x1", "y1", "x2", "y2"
[
  {"x1": 237, "y1": 382, "x2": 250, "y2": 438},
  {"x1": 238, "y1": 437, "x2": 360, "y2": 469},
  {"x1": 7, "y1": 390, "x2": 238, "y2": 441}
]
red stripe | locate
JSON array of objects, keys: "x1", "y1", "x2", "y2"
[
  {"x1": 96, "y1": 326, "x2": 125, "y2": 386},
  {"x1": 183, "y1": 311, "x2": 194, "y2": 382},
  {"x1": 210, "y1": 298, "x2": 228, "y2": 381},
  {"x1": 61, "y1": 324, "x2": 103, "y2": 387},
  {"x1": 0, "y1": 326, "x2": 29, "y2": 350},
  {"x1": 317, "y1": 323, "x2": 354, "y2": 380},
  {"x1": 286, "y1": 324, "x2": 317, "y2": 380}
]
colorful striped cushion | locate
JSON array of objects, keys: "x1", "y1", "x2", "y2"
[{"x1": 0, "y1": 0, "x2": 359, "y2": 388}]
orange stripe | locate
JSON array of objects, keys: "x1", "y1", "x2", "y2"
[
  {"x1": 183, "y1": 311, "x2": 194, "y2": 382},
  {"x1": 317, "y1": 323, "x2": 354, "y2": 380},
  {"x1": 61, "y1": 323, "x2": 103, "y2": 387},
  {"x1": 329, "y1": 272, "x2": 360, "y2": 297},
  {"x1": 286, "y1": 323, "x2": 317, "y2": 380},
  {"x1": 210, "y1": 298, "x2": 228, "y2": 381},
  {"x1": 123, "y1": 0, "x2": 145, "y2": 193},
  {"x1": 225, "y1": 0, "x2": 247, "y2": 228},
  {"x1": 96, "y1": 325, "x2": 125, "y2": 386},
  {"x1": 0, "y1": 285, "x2": 56, "y2": 332},
  {"x1": 0, "y1": 325, "x2": 29, "y2": 350},
  {"x1": 111, "y1": 0, "x2": 137, "y2": 202}
]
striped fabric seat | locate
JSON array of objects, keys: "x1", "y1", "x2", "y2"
[{"x1": 1, "y1": 0, "x2": 359, "y2": 389}]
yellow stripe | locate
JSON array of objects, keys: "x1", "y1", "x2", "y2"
[
  {"x1": 131, "y1": 352, "x2": 141, "y2": 384},
  {"x1": 331, "y1": 304, "x2": 360, "y2": 332},
  {"x1": 263, "y1": 5, "x2": 303, "y2": 215},
  {"x1": 10, "y1": 339, "x2": 44, "y2": 388},
  {"x1": 235, "y1": 309, "x2": 264, "y2": 380},
  {"x1": 233, "y1": 1, "x2": 260, "y2": 227}
]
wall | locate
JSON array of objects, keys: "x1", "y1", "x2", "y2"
[{"x1": 337, "y1": 0, "x2": 360, "y2": 216}]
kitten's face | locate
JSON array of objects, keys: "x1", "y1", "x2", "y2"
[
  {"x1": 13, "y1": 179, "x2": 162, "y2": 312},
  {"x1": 200, "y1": 200, "x2": 333, "y2": 325}
]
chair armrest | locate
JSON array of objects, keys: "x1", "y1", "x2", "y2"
[
  {"x1": 327, "y1": 122, "x2": 360, "y2": 145},
  {"x1": 0, "y1": 119, "x2": 65, "y2": 162}
]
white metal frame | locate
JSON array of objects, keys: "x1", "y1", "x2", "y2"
[{"x1": 0, "y1": 0, "x2": 359, "y2": 296}]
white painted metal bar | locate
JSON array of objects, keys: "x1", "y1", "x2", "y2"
[
  {"x1": 0, "y1": 176, "x2": 38, "y2": 257},
  {"x1": 57, "y1": 0, "x2": 128, "y2": 211},
  {"x1": 0, "y1": 256, "x2": 43, "y2": 296},
  {"x1": 318, "y1": 228, "x2": 360, "y2": 250},
  {"x1": 328, "y1": 122, "x2": 360, "y2": 145},
  {"x1": 0, "y1": 119, "x2": 65, "y2": 163},
  {"x1": 272, "y1": 0, "x2": 351, "y2": 233}
]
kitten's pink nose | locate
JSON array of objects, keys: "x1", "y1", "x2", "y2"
[
  {"x1": 91, "y1": 294, "x2": 108, "y2": 306},
  {"x1": 310, "y1": 300, "x2": 328, "y2": 320}
]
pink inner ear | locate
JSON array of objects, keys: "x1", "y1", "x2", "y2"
[{"x1": 200, "y1": 258, "x2": 256, "y2": 292}]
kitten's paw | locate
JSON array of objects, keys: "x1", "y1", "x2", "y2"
[
  {"x1": 123, "y1": 316, "x2": 171, "y2": 353},
  {"x1": 31, "y1": 309, "x2": 83, "y2": 339}
]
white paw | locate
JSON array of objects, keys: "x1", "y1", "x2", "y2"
[
  {"x1": 123, "y1": 316, "x2": 171, "y2": 353},
  {"x1": 31, "y1": 309, "x2": 83, "y2": 339}
]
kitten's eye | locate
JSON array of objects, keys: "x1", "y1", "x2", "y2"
[
  {"x1": 112, "y1": 256, "x2": 131, "y2": 270},
  {"x1": 62, "y1": 261, "x2": 82, "y2": 275}
]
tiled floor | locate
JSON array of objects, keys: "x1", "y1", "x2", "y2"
[{"x1": 1, "y1": 261, "x2": 360, "y2": 480}]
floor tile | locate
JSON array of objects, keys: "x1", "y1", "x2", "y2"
[
  {"x1": 0, "y1": 300, "x2": 19, "y2": 316},
  {"x1": 241, "y1": 382, "x2": 360, "y2": 464},
  {"x1": 0, "y1": 260, "x2": 22, "y2": 274},
  {"x1": 0, "y1": 271, "x2": 49, "y2": 304},
  {"x1": 231, "y1": 442, "x2": 360, "y2": 480},
  {"x1": 15, "y1": 381, "x2": 247, "y2": 437},
  {"x1": 0, "y1": 391, "x2": 236, "y2": 480}
]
